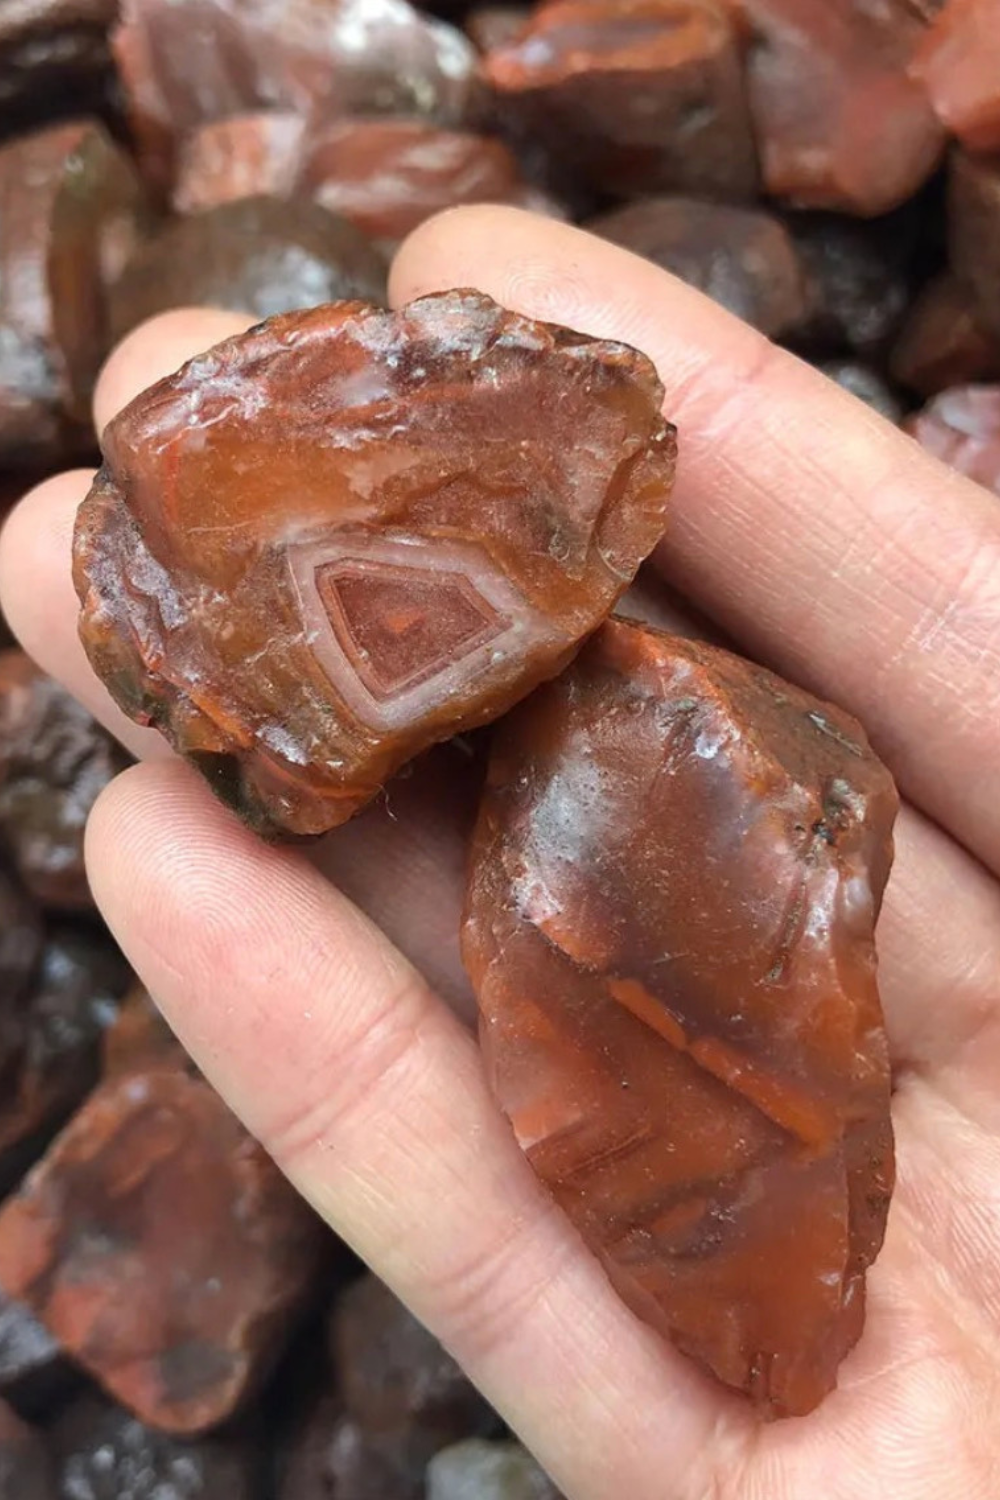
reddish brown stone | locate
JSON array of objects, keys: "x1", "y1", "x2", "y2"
[
  {"x1": 51, "y1": 1395, "x2": 259, "y2": 1499},
  {"x1": 742, "y1": 0, "x2": 944, "y2": 214},
  {"x1": 73, "y1": 291, "x2": 675, "y2": 836},
  {"x1": 462, "y1": 619, "x2": 897, "y2": 1418},
  {"x1": 101, "y1": 984, "x2": 187, "y2": 1078},
  {"x1": 912, "y1": 0, "x2": 1000, "y2": 152},
  {"x1": 481, "y1": 0, "x2": 759, "y2": 202},
  {"x1": 466, "y1": 6, "x2": 529, "y2": 53},
  {"x1": 587, "y1": 196, "x2": 808, "y2": 339},
  {"x1": 0, "y1": 1400, "x2": 54, "y2": 1499},
  {"x1": 0, "y1": 119, "x2": 149, "y2": 467},
  {"x1": 0, "y1": 652, "x2": 128, "y2": 909},
  {"x1": 0, "y1": 1069, "x2": 328, "y2": 1433},
  {"x1": 949, "y1": 149, "x2": 1000, "y2": 340},
  {"x1": 108, "y1": 196, "x2": 387, "y2": 343},
  {"x1": 113, "y1": 0, "x2": 478, "y2": 192},
  {"x1": 891, "y1": 273, "x2": 1000, "y2": 395},
  {"x1": 172, "y1": 113, "x2": 308, "y2": 216},
  {"x1": 905, "y1": 384, "x2": 1000, "y2": 494},
  {"x1": 300, "y1": 119, "x2": 527, "y2": 247}
]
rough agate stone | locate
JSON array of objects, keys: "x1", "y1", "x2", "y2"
[
  {"x1": 462, "y1": 619, "x2": 897, "y2": 1417},
  {"x1": 905, "y1": 384, "x2": 1000, "y2": 495},
  {"x1": 0, "y1": 0, "x2": 116, "y2": 137},
  {"x1": 890, "y1": 273, "x2": 1000, "y2": 396},
  {"x1": 73, "y1": 291, "x2": 675, "y2": 836},
  {"x1": 0, "y1": 652, "x2": 128, "y2": 909},
  {"x1": 113, "y1": 0, "x2": 477, "y2": 191},
  {"x1": 101, "y1": 984, "x2": 187, "y2": 1078},
  {"x1": 949, "y1": 150, "x2": 1000, "y2": 340},
  {"x1": 0, "y1": 1401, "x2": 53, "y2": 1500},
  {"x1": 0, "y1": 119, "x2": 148, "y2": 466},
  {"x1": 788, "y1": 214, "x2": 911, "y2": 357},
  {"x1": 173, "y1": 113, "x2": 309, "y2": 215},
  {"x1": 587, "y1": 196, "x2": 808, "y2": 339},
  {"x1": 108, "y1": 197, "x2": 387, "y2": 343},
  {"x1": 741, "y1": 0, "x2": 944, "y2": 214},
  {"x1": 480, "y1": 0, "x2": 759, "y2": 203},
  {"x1": 0, "y1": 1069, "x2": 328, "y2": 1432},
  {"x1": 912, "y1": 0, "x2": 1000, "y2": 152}
]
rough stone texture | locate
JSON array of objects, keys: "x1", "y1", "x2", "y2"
[
  {"x1": 300, "y1": 120, "x2": 527, "y2": 247},
  {"x1": 101, "y1": 985, "x2": 188, "y2": 1079},
  {"x1": 890, "y1": 272, "x2": 1000, "y2": 395},
  {"x1": 818, "y1": 360, "x2": 904, "y2": 423},
  {"x1": 0, "y1": 1281, "x2": 75, "y2": 1420},
  {"x1": 51, "y1": 1395, "x2": 259, "y2": 1499},
  {"x1": 481, "y1": 0, "x2": 759, "y2": 203},
  {"x1": 742, "y1": 0, "x2": 944, "y2": 214},
  {"x1": 949, "y1": 149, "x2": 1000, "y2": 340},
  {"x1": 0, "y1": 869, "x2": 41, "y2": 1016},
  {"x1": 427, "y1": 1440, "x2": 562, "y2": 1500},
  {"x1": 0, "y1": 119, "x2": 149, "y2": 467},
  {"x1": 912, "y1": 0, "x2": 1000, "y2": 152},
  {"x1": 0, "y1": 925, "x2": 130, "y2": 1169},
  {"x1": 108, "y1": 196, "x2": 387, "y2": 344},
  {"x1": 113, "y1": 0, "x2": 478, "y2": 192},
  {"x1": 0, "y1": 1069, "x2": 329, "y2": 1433},
  {"x1": 905, "y1": 384, "x2": 1000, "y2": 495},
  {"x1": 74, "y1": 290, "x2": 676, "y2": 837},
  {"x1": 587, "y1": 195, "x2": 808, "y2": 338},
  {"x1": 0, "y1": 0, "x2": 116, "y2": 138},
  {"x1": 0, "y1": 1400, "x2": 54, "y2": 1499},
  {"x1": 0, "y1": 652, "x2": 129, "y2": 909},
  {"x1": 172, "y1": 113, "x2": 308, "y2": 216},
  {"x1": 466, "y1": 6, "x2": 529, "y2": 52},
  {"x1": 279, "y1": 1398, "x2": 425, "y2": 1500},
  {"x1": 788, "y1": 214, "x2": 912, "y2": 356},
  {"x1": 462, "y1": 619, "x2": 898, "y2": 1418}
]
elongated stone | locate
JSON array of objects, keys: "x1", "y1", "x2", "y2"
[
  {"x1": 73, "y1": 291, "x2": 675, "y2": 836},
  {"x1": 462, "y1": 619, "x2": 897, "y2": 1417}
]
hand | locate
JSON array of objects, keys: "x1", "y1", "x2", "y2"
[{"x1": 3, "y1": 208, "x2": 999, "y2": 1500}]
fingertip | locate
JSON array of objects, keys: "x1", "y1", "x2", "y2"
[{"x1": 93, "y1": 307, "x2": 256, "y2": 435}]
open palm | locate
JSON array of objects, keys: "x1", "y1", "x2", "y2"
[{"x1": 2, "y1": 208, "x2": 998, "y2": 1499}]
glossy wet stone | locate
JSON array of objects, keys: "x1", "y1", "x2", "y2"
[
  {"x1": 949, "y1": 150, "x2": 1000, "y2": 339},
  {"x1": 481, "y1": 0, "x2": 758, "y2": 202},
  {"x1": 818, "y1": 361, "x2": 905, "y2": 423},
  {"x1": 890, "y1": 273, "x2": 1000, "y2": 395},
  {"x1": 587, "y1": 196, "x2": 808, "y2": 338},
  {"x1": 0, "y1": 1400, "x2": 53, "y2": 1499},
  {"x1": 0, "y1": 1069, "x2": 329, "y2": 1433},
  {"x1": 173, "y1": 113, "x2": 308, "y2": 216},
  {"x1": 913, "y1": 0, "x2": 1000, "y2": 152},
  {"x1": 0, "y1": 119, "x2": 149, "y2": 467},
  {"x1": 114, "y1": 0, "x2": 478, "y2": 192},
  {"x1": 742, "y1": 0, "x2": 944, "y2": 214},
  {"x1": 74, "y1": 290, "x2": 676, "y2": 837},
  {"x1": 0, "y1": 924, "x2": 130, "y2": 1172},
  {"x1": 427, "y1": 1440, "x2": 562, "y2": 1500},
  {"x1": 300, "y1": 120, "x2": 527, "y2": 247},
  {"x1": 51, "y1": 1395, "x2": 259, "y2": 1500},
  {"x1": 788, "y1": 215, "x2": 912, "y2": 356},
  {"x1": 0, "y1": 1280, "x2": 76, "y2": 1421},
  {"x1": 905, "y1": 383, "x2": 1000, "y2": 494},
  {"x1": 462, "y1": 619, "x2": 897, "y2": 1418},
  {"x1": 0, "y1": 652, "x2": 129, "y2": 909},
  {"x1": 108, "y1": 196, "x2": 387, "y2": 343}
]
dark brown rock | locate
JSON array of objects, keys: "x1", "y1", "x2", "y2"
[
  {"x1": 466, "y1": 6, "x2": 529, "y2": 53},
  {"x1": 427, "y1": 1440, "x2": 562, "y2": 1500},
  {"x1": 113, "y1": 0, "x2": 478, "y2": 192},
  {"x1": 481, "y1": 0, "x2": 759, "y2": 203},
  {"x1": 0, "y1": 120, "x2": 150, "y2": 467},
  {"x1": 818, "y1": 361, "x2": 905, "y2": 423},
  {"x1": 587, "y1": 196, "x2": 808, "y2": 339},
  {"x1": 462, "y1": 619, "x2": 897, "y2": 1418},
  {"x1": 0, "y1": 1069, "x2": 329, "y2": 1433},
  {"x1": 300, "y1": 119, "x2": 527, "y2": 248},
  {"x1": 0, "y1": 868, "x2": 41, "y2": 1016},
  {"x1": 905, "y1": 383, "x2": 1000, "y2": 494},
  {"x1": 0, "y1": 1400, "x2": 54, "y2": 1499},
  {"x1": 108, "y1": 197, "x2": 387, "y2": 343},
  {"x1": 0, "y1": 652, "x2": 129, "y2": 909},
  {"x1": 890, "y1": 272, "x2": 1000, "y2": 395},
  {"x1": 279, "y1": 1398, "x2": 424, "y2": 1500},
  {"x1": 741, "y1": 0, "x2": 944, "y2": 214},
  {"x1": 0, "y1": 1, "x2": 117, "y2": 139},
  {"x1": 74, "y1": 290, "x2": 676, "y2": 836},
  {"x1": 912, "y1": 0, "x2": 1000, "y2": 153},
  {"x1": 172, "y1": 113, "x2": 309, "y2": 216},
  {"x1": 0, "y1": 1282, "x2": 76, "y2": 1421},
  {"x1": 788, "y1": 214, "x2": 912, "y2": 357},
  {"x1": 51, "y1": 1395, "x2": 259, "y2": 1499},
  {"x1": 949, "y1": 149, "x2": 1000, "y2": 340}
]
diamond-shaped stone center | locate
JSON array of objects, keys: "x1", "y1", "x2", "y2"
[{"x1": 316, "y1": 560, "x2": 508, "y2": 702}]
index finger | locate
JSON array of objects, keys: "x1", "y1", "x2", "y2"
[{"x1": 391, "y1": 208, "x2": 1000, "y2": 878}]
